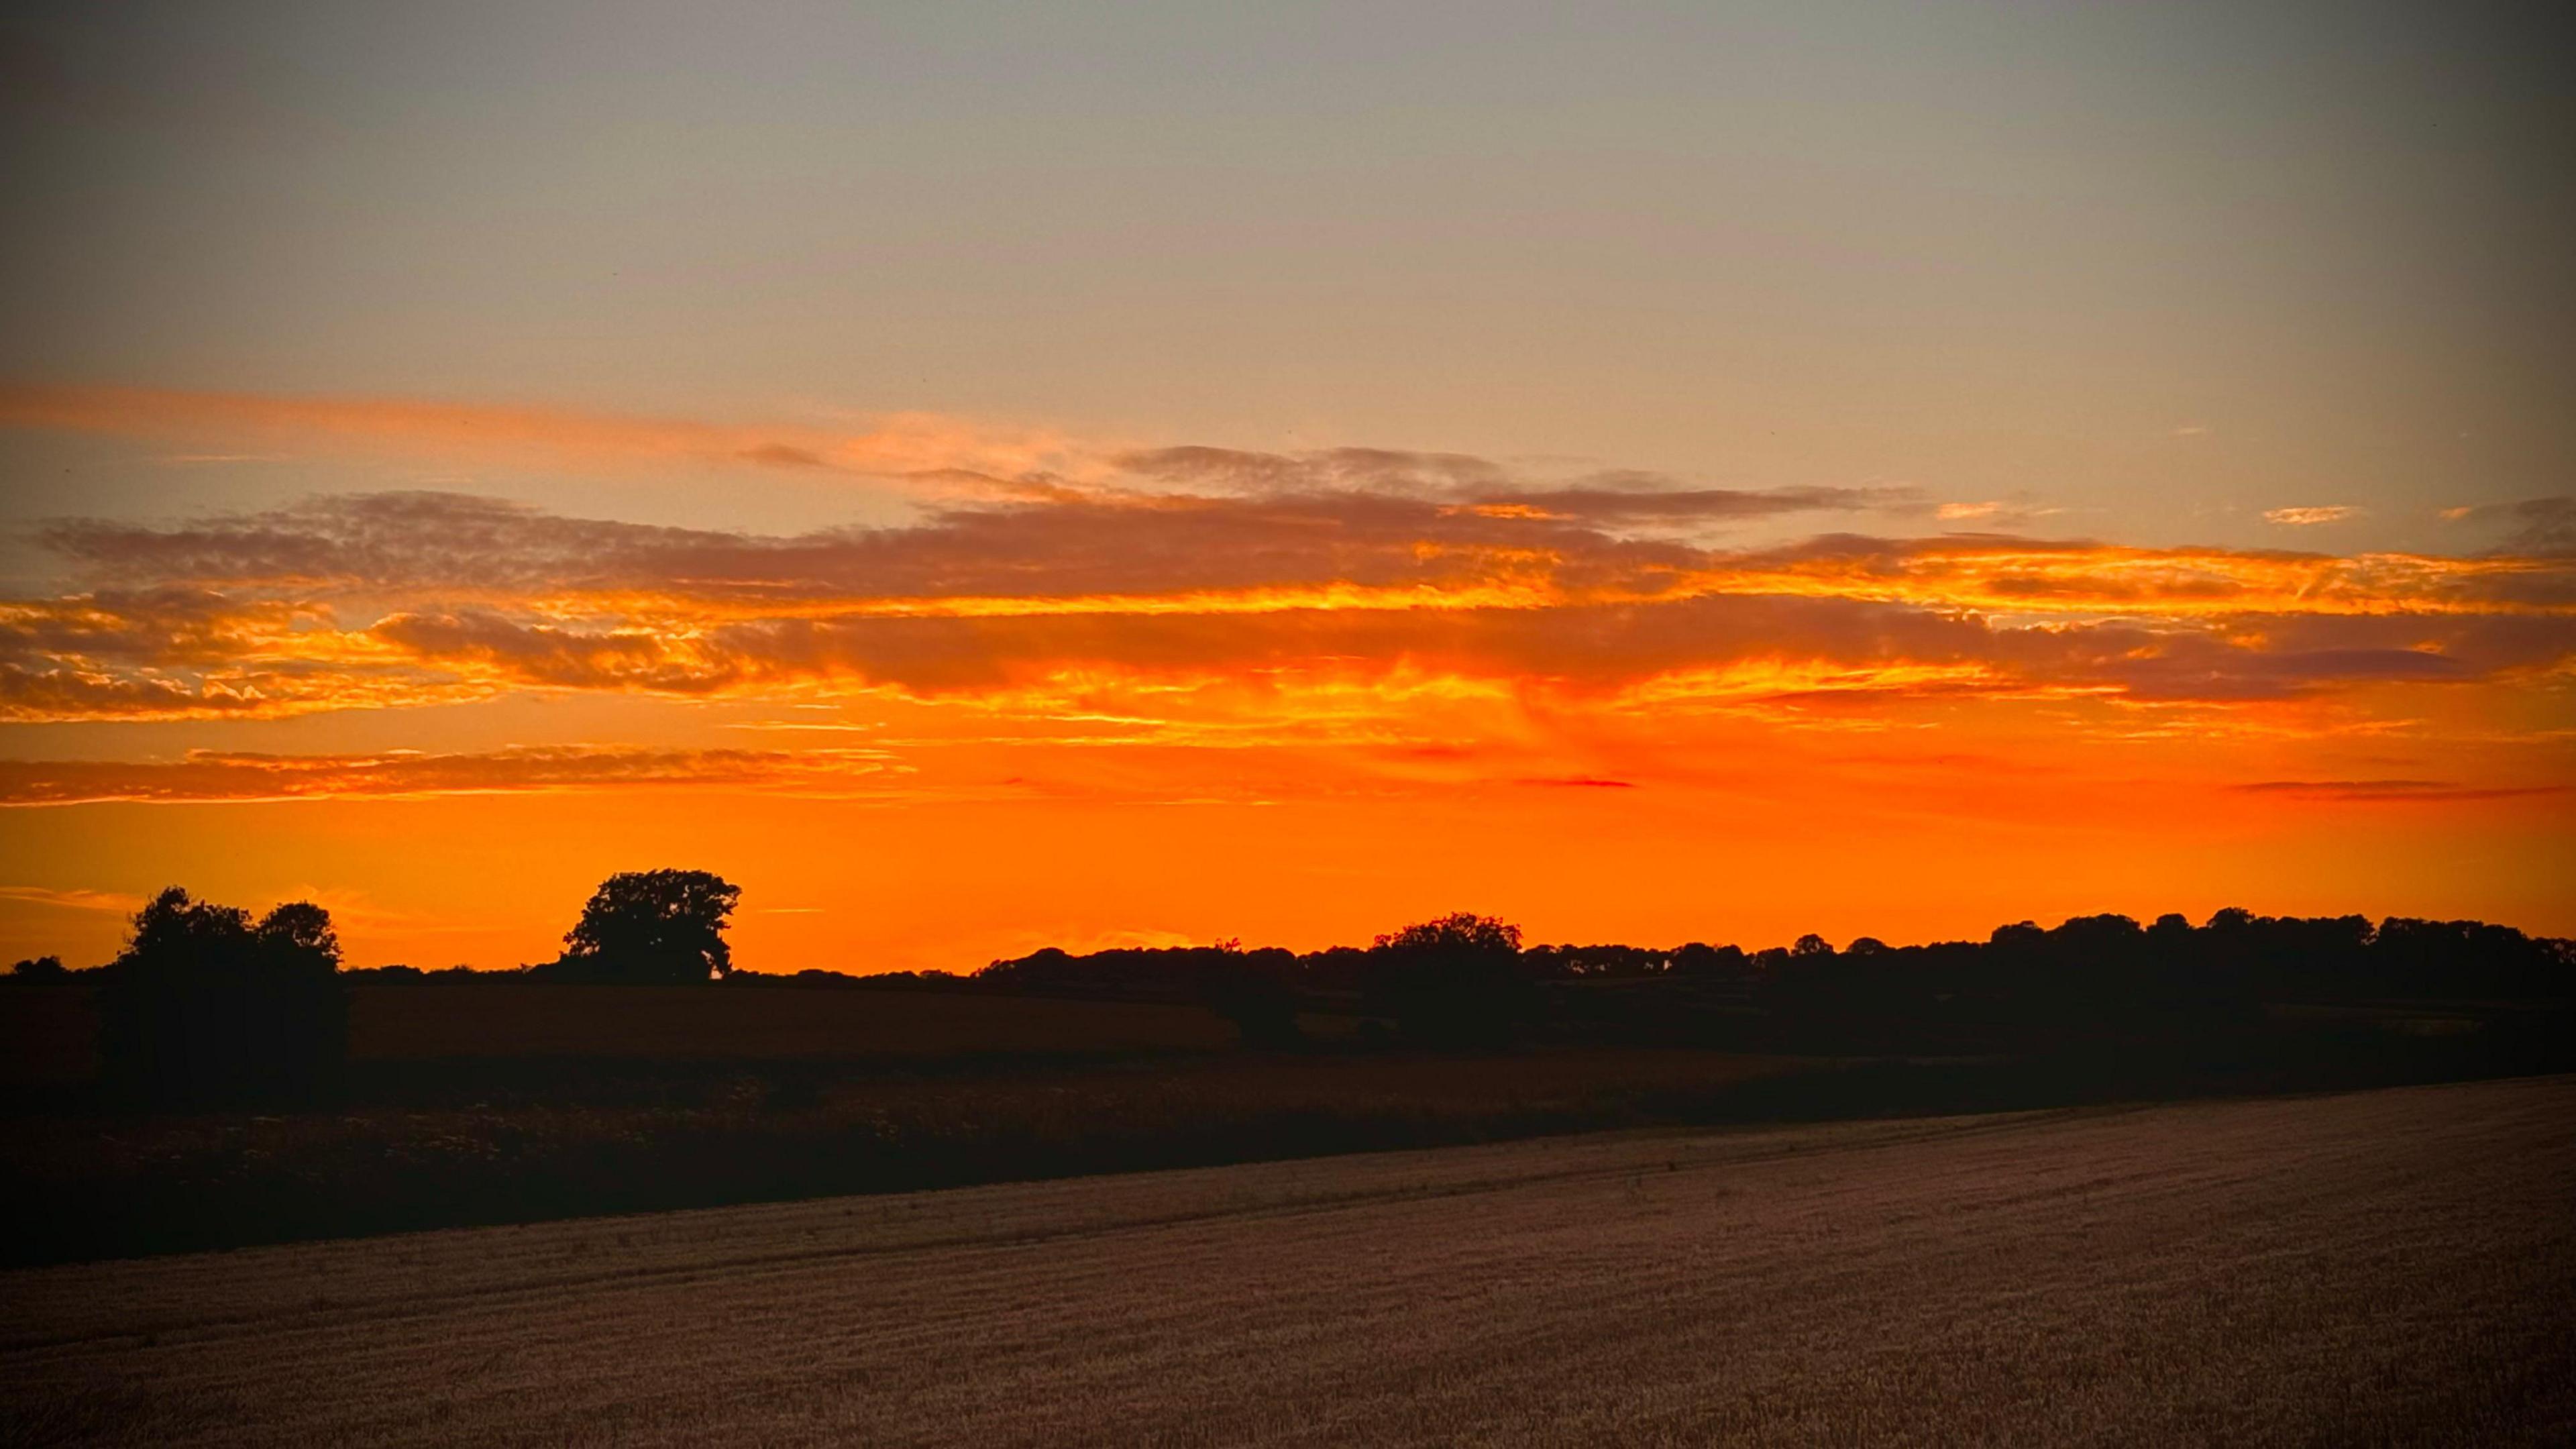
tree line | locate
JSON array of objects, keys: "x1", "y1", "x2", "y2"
[
  {"x1": 9, "y1": 870, "x2": 743, "y2": 1106},
  {"x1": 976, "y1": 908, "x2": 2574, "y2": 1044},
  {"x1": 11, "y1": 872, "x2": 2570, "y2": 1105}
]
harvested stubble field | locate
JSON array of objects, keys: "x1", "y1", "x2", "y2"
[{"x1": 5, "y1": 1076, "x2": 2570, "y2": 1446}]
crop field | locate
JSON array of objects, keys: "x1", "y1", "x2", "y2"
[
  {"x1": 2, "y1": 1046, "x2": 1809, "y2": 1263},
  {"x1": 0, "y1": 983, "x2": 1238, "y2": 1087},
  {"x1": 352, "y1": 983, "x2": 1240, "y2": 1063},
  {"x1": 5, "y1": 1075, "x2": 2569, "y2": 1446}
]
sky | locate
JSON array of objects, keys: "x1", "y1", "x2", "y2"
[{"x1": 1, "y1": 1, "x2": 2570, "y2": 971}]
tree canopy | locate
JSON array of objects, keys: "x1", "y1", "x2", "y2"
[
  {"x1": 1373, "y1": 912, "x2": 1523, "y2": 957},
  {"x1": 542, "y1": 869, "x2": 742, "y2": 983},
  {"x1": 97, "y1": 887, "x2": 347, "y2": 1106}
]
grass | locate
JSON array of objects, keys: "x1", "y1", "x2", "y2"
[{"x1": 3, "y1": 1075, "x2": 2568, "y2": 1445}]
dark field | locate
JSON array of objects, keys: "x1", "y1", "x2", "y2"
[
  {"x1": 5, "y1": 975, "x2": 2570, "y2": 1266},
  {"x1": 5, "y1": 980, "x2": 1818, "y2": 1263},
  {"x1": 0, "y1": 982, "x2": 1238, "y2": 1087},
  {"x1": 1, "y1": 1039, "x2": 1808, "y2": 1265},
  {"x1": 5, "y1": 1075, "x2": 2569, "y2": 1446}
]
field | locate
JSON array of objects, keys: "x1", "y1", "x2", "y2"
[
  {"x1": 1, "y1": 1044, "x2": 1809, "y2": 1263},
  {"x1": 8, "y1": 977, "x2": 2567, "y2": 1266},
  {"x1": 0, "y1": 983, "x2": 1240, "y2": 1088},
  {"x1": 5, "y1": 1075, "x2": 2569, "y2": 1446}
]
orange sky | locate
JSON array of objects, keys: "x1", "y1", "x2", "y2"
[
  {"x1": 2, "y1": 5, "x2": 2570, "y2": 968},
  {"x1": 0, "y1": 390, "x2": 2568, "y2": 969}
]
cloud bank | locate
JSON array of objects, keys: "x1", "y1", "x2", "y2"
[{"x1": 5, "y1": 486, "x2": 2571, "y2": 730}]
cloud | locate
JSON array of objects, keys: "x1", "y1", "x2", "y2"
[
  {"x1": 2439, "y1": 496, "x2": 2575, "y2": 555},
  {"x1": 0, "y1": 746, "x2": 899, "y2": 806},
  {"x1": 2229, "y1": 780, "x2": 2567, "y2": 803},
  {"x1": 44, "y1": 492, "x2": 2575, "y2": 618},
  {"x1": 2263, "y1": 506, "x2": 2361, "y2": 527},
  {"x1": 740, "y1": 443, "x2": 831, "y2": 469},
  {"x1": 0, "y1": 384, "x2": 1926, "y2": 539},
  {"x1": 370, "y1": 611, "x2": 735, "y2": 694},
  {"x1": 1935, "y1": 500, "x2": 2061, "y2": 529},
  {"x1": 6, "y1": 491, "x2": 2573, "y2": 723},
  {"x1": 0, "y1": 386, "x2": 1911, "y2": 537},
  {"x1": 1118, "y1": 445, "x2": 1510, "y2": 494},
  {"x1": 1119, "y1": 445, "x2": 1915, "y2": 525},
  {"x1": 1468, "y1": 483, "x2": 1907, "y2": 523},
  {"x1": 0, "y1": 382, "x2": 1102, "y2": 493},
  {"x1": 0, "y1": 884, "x2": 150, "y2": 913},
  {"x1": 103, "y1": 576, "x2": 2558, "y2": 712}
]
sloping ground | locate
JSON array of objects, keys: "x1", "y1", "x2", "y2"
[{"x1": 4, "y1": 1077, "x2": 2571, "y2": 1446}]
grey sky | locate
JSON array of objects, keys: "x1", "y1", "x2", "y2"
[{"x1": 3, "y1": 1, "x2": 2569, "y2": 550}]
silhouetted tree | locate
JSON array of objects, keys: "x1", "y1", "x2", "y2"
[
  {"x1": 1364, "y1": 912, "x2": 1534, "y2": 1044},
  {"x1": 9, "y1": 955, "x2": 67, "y2": 980},
  {"x1": 96, "y1": 888, "x2": 347, "y2": 1107},
  {"x1": 539, "y1": 869, "x2": 741, "y2": 983},
  {"x1": 950, "y1": 904, "x2": 2567, "y2": 1057},
  {"x1": 1199, "y1": 939, "x2": 1306, "y2": 1048},
  {"x1": 1671, "y1": 942, "x2": 1749, "y2": 978},
  {"x1": 1377, "y1": 913, "x2": 1523, "y2": 957}
]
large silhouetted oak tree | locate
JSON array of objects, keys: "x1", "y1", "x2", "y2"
[{"x1": 539, "y1": 869, "x2": 741, "y2": 983}]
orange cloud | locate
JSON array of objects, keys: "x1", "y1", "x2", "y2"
[
  {"x1": 0, "y1": 884, "x2": 150, "y2": 913},
  {"x1": 2228, "y1": 779, "x2": 2568, "y2": 804},
  {"x1": 5, "y1": 398, "x2": 2571, "y2": 966},
  {"x1": 0, "y1": 745, "x2": 900, "y2": 806},
  {"x1": 0, "y1": 382, "x2": 1106, "y2": 494},
  {"x1": 7, "y1": 492, "x2": 2573, "y2": 727},
  {"x1": 2264, "y1": 505, "x2": 2362, "y2": 527}
]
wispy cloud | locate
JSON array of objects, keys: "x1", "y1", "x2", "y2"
[
  {"x1": 1936, "y1": 500, "x2": 2061, "y2": 528},
  {"x1": 0, "y1": 884, "x2": 149, "y2": 912},
  {"x1": 0, "y1": 384, "x2": 1922, "y2": 529},
  {"x1": 0, "y1": 745, "x2": 901, "y2": 807},
  {"x1": 2263, "y1": 506, "x2": 2361, "y2": 527},
  {"x1": 2438, "y1": 496, "x2": 2575, "y2": 555},
  {"x1": 2230, "y1": 779, "x2": 2567, "y2": 803},
  {"x1": 0, "y1": 382, "x2": 1107, "y2": 497}
]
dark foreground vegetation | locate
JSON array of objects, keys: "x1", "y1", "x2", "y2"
[{"x1": 3, "y1": 872, "x2": 2569, "y2": 1265}]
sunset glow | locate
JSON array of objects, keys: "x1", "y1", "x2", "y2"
[{"x1": 3, "y1": 4, "x2": 2569, "y2": 971}]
